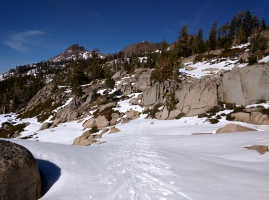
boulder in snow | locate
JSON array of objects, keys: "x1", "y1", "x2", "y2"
[
  {"x1": 73, "y1": 130, "x2": 96, "y2": 146},
  {"x1": 109, "y1": 127, "x2": 121, "y2": 134},
  {"x1": 39, "y1": 122, "x2": 52, "y2": 131},
  {"x1": 244, "y1": 145, "x2": 269, "y2": 154},
  {"x1": 216, "y1": 123, "x2": 256, "y2": 134},
  {"x1": 0, "y1": 140, "x2": 41, "y2": 200}
]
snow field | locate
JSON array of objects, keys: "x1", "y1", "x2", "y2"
[{"x1": 6, "y1": 116, "x2": 269, "y2": 200}]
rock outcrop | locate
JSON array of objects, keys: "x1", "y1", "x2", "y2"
[
  {"x1": 18, "y1": 62, "x2": 269, "y2": 124},
  {"x1": 141, "y1": 83, "x2": 163, "y2": 106},
  {"x1": 175, "y1": 77, "x2": 219, "y2": 116},
  {"x1": 0, "y1": 140, "x2": 41, "y2": 200},
  {"x1": 244, "y1": 145, "x2": 269, "y2": 154},
  {"x1": 216, "y1": 123, "x2": 257, "y2": 134},
  {"x1": 231, "y1": 111, "x2": 269, "y2": 125},
  {"x1": 39, "y1": 122, "x2": 52, "y2": 131},
  {"x1": 109, "y1": 127, "x2": 121, "y2": 134},
  {"x1": 142, "y1": 77, "x2": 219, "y2": 117},
  {"x1": 218, "y1": 64, "x2": 269, "y2": 105},
  {"x1": 112, "y1": 70, "x2": 127, "y2": 81},
  {"x1": 95, "y1": 116, "x2": 110, "y2": 128},
  {"x1": 73, "y1": 131, "x2": 97, "y2": 146},
  {"x1": 126, "y1": 110, "x2": 140, "y2": 120},
  {"x1": 132, "y1": 68, "x2": 152, "y2": 91},
  {"x1": 22, "y1": 83, "x2": 56, "y2": 112},
  {"x1": 52, "y1": 83, "x2": 102, "y2": 126}
]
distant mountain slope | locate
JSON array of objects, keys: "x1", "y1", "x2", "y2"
[
  {"x1": 49, "y1": 44, "x2": 95, "y2": 62},
  {"x1": 121, "y1": 41, "x2": 167, "y2": 55}
]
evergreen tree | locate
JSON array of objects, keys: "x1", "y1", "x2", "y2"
[
  {"x1": 251, "y1": 16, "x2": 260, "y2": 32},
  {"x1": 196, "y1": 28, "x2": 205, "y2": 53},
  {"x1": 260, "y1": 18, "x2": 267, "y2": 30},
  {"x1": 160, "y1": 39, "x2": 168, "y2": 52},
  {"x1": 229, "y1": 16, "x2": 238, "y2": 43},
  {"x1": 242, "y1": 11, "x2": 254, "y2": 40},
  {"x1": 176, "y1": 25, "x2": 191, "y2": 57},
  {"x1": 189, "y1": 34, "x2": 197, "y2": 55},
  {"x1": 104, "y1": 68, "x2": 115, "y2": 89},
  {"x1": 236, "y1": 25, "x2": 247, "y2": 44},
  {"x1": 207, "y1": 22, "x2": 218, "y2": 50},
  {"x1": 249, "y1": 29, "x2": 268, "y2": 64},
  {"x1": 218, "y1": 22, "x2": 231, "y2": 50}
]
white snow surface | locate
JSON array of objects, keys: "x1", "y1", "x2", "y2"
[
  {"x1": 259, "y1": 55, "x2": 269, "y2": 63},
  {"x1": 180, "y1": 58, "x2": 247, "y2": 78},
  {"x1": 2, "y1": 112, "x2": 269, "y2": 199},
  {"x1": 231, "y1": 42, "x2": 250, "y2": 49}
]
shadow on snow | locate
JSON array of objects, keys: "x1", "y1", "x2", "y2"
[{"x1": 37, "y1": 159, "x2": 61, "y2": 197}]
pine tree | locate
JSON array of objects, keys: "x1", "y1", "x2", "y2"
[
  {"x1": 189, "y1": 34, "x2": 197, "y2": 55},
  {"x1": 218, "y1": 22, "x2": 231, "y2": 50},
  {"x1": 236, "y1": 25, "x2": 247, "y2": 44},
  {"x1": 249, "y1": 28, "x2": 268, "y2": 64},
  {"x1": 176, "y1": 25, "x2": 191, "y2": 57},
  {"x1": 242, "y1": 11, "x2": 252, "y2": 41},
  {"x1": 229, "y1": 16, "x2": 237, "y2": 43},
  {"x1": 251, "y1": 16, "x2": 260, "y2": 32},
  {"x1": 260, "y1": 18, "x2": 267, "y2": 30},
  {"x1": 160, "y1": 39, "x2": 168, "y2": 52},
  {"x1": 196, "y1": 28, "x2": 205, "y2": 53},
  {"x1": 207, "y1": 22, "x2": 218, "y2": 50}
]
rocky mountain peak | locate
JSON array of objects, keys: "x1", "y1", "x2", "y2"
[
  {"x1": 66, "y1": 44, "x2": 87, "y2": 52},
  {"x1": 50, "y1": 44, "x2": 92, "y2": 62}
]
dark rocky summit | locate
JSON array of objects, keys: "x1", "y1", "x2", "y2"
[{"x1": 0, "y1": 140, "x2": 41, "y2": 200}]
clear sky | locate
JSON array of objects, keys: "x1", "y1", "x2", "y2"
[{"x1": 0, "y1": 0, "x2": 268, "y2": 73}]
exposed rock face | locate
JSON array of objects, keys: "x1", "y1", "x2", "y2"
[
  {"x1": 141, "y1": 83, "x2": 163, "y2": 106},
  {"x1": 216, "y1": 123, "x2": 257, "y2": 134},
  {"x1": 129, "y1": 98, "x2": 139, "y2": 105},
  {"x1": 20, "y1": 61, "x2": 269, "y2": 124},
  {"x1": 98, "y1": 102, "x2": 116, "y2": 113},
  {"x1": 95, "y1": 116, "x2": 110, "y2": 128},
  {"x1": 155, "y1": 106, "x2": 170, "y2": 120},
  {"x1": 231, "y1": 111, "x2": 269, "y2": 125},
  {"x1": 142, "y1": 77, "x2": 219, "y2": 117},
  {"x1": 22, "y1": 83, "x2": 55, "y2": 112},
  {"x1": 109, "y1": 119, "x2": 117, "y2": 126},
  {"x1": 112, "y1": 70, "x2": 127, "y2": 81},
  {"x1": 111, "y1": 113, "x2": 120, "y2": 120},
  {"x1": 52, "y1": 85, "x2": 98, "y2": 126},
  {"x1": 180, "y1": 55, "x2": 196, "y2": 65},
  {"x1": 167, "y1": 109, "x2": 182, "y2": 120},
  {"x1": 0, "y1": 140, "x2": 41, "y2": 200},
  {"x1": 39, "y1": 122, "x2": 52, "y2": 131},
  {"x1": 141, "y1": 64, "x2": 269, "y2": 119},
  {"x1": 116, "y1": 83, "x2": 133, "y2": 95},
  {"x1": 82, "y1": 116, "x2": 110, "y2": 129},
  {"x1": 185, "y1": 66, "x2": 197, "y2": 71},
  {"x1": 109, "y1": 127, "x2": 121, "y2": 134},
  {"x1": 73, "y1": 131, "x2": 96, "y2": 146},
  {"x1": 133, "y1": 68, "x2": 152, "y2": 91},
  {"x1": 121, "y1": 41, "x2": 162, "y2": 56},
  {"x1": 245, "y1": 145, "x2": 269, "y2": 154},
  {"x1": 126, "y1": 110, "x2": 140, "y2": 120},
  {"x1": 175, "y1": 77, "x2": 219, "y2": 116},
  {"x1": 82, "y1": 118, "x2": 95, "y2": 128},
  {"x1": 218, "y1": 64, "x2": 269, "y2": 105},
  {"x1": 115, "y1": 69, "x2": 152, "y2": 97}
]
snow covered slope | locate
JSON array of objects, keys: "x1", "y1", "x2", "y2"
[{"x1": 7, "y1": 116, "x2": 269, "y2": 200}]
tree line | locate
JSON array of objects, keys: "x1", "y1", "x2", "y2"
[{"x1": 175, "y1": 11, "x2": 268, "y2": 59}]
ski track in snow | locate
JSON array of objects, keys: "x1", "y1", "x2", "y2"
[{"x1": 99, "y1": 119, "x2": 191, "y2": 200}]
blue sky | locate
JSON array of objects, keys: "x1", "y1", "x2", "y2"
[{"x1": 0, "y1": 0, "x2": 268, "y2": 73}]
